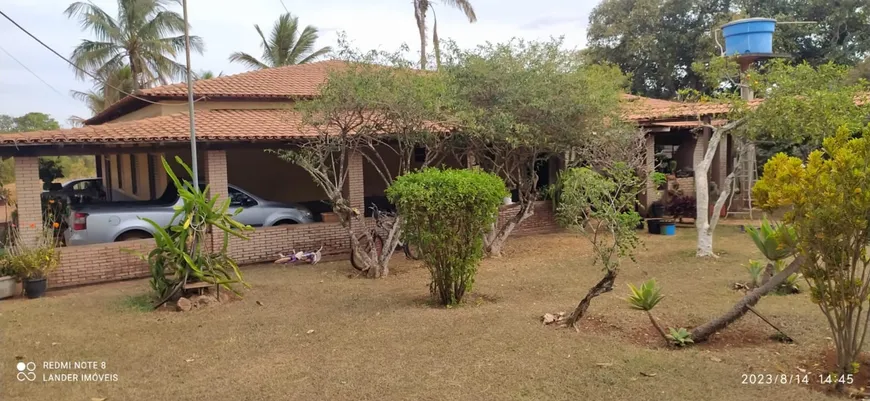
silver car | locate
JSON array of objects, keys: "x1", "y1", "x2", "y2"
[{"x1": 64, "y1": 185, "x2": 314, "y2": 245}]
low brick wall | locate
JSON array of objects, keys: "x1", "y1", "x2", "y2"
[{"x1": 48, "y1": 202, "x2": 560, "y2": 289}]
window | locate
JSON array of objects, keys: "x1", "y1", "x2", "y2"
[
  {"x1": 116, "y1": 155, "x2": 124, "y2": 189},
  {"x1": 229, "y1": 188, "x2": 256, "y2": 207},
  {"x1": 130, "y1": 154, "x2": 138, "y2": 194}
]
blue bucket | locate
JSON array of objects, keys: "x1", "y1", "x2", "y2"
[
  {"x1": 722, "y1": 18, "x2": 776, "y2": 55},
  {"x1": 660, "y1": 222, "x2": 676, "y2": 236}
]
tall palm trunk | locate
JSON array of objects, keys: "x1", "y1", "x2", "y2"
[
  {"x1": 128, "y1": 54, "x2": 142, "y2": 90},
  {"x1": 415, "y1": 3, "x2": 428, "y2": 70}
]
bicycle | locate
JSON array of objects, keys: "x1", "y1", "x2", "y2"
[{"x1": 350, "y1": 205, "x2": 420, "y2": 271}]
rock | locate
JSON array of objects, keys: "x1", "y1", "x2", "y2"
[
  {"x1": 176, "y1": 297, "x2": 192, "y2": 312},
  {"x1": 218, "y1": 292, "x2": 230, "y2": 303},
  {"x1": 542, "y1": 313, "x2": 557, "y2": 325},
  {"x1": 256, "y1": 300, "x2": 264, "y2": 307},
  {"x1": 306, "y1": 329, "x2": 315, "y2": 334},
  {"x1": 710, "y1": 357, "x2": 722, "y2": 363},
  {"x1": 595, "y1": 363, "x2": 613, "y2": 368},
  {"x1": 195, "y1": 295, "x2": 215, "y2": 307}
]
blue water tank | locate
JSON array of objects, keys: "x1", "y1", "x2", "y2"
[{"x1": 722, "y1": 18, "x2": 776, "y2": 55}]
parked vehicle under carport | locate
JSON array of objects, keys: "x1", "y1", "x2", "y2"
[{"x1": 64, "y1": 184, "x2": 314, "y2": 246}]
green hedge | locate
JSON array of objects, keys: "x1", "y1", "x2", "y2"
[{"x1": 387, "y1": 168, "x2": 507, "y2": 305}]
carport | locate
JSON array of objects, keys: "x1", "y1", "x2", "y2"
[{"x1": 0, "y1": 108, "x2": 367, "y2": 288}]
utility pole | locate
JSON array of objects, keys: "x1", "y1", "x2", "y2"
[{"x1": 182, "y1": 0, "x2": 198, "y2": 187}]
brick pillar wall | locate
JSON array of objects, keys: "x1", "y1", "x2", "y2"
[
  {"x1": 639, "y1": 134, "x2": 655, "y2": 214},
  {"x1": 204, "y1": 150, "x2": 229, "y2": 202},
  {"x1": 346, "y1": 151, "x2": 364, "y2": 212},
  {"x1": 14, "y1": 157, "x2": 42, "y2": 245}
]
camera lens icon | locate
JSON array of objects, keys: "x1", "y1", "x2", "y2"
[{"x1": 16, "y1": 361, "x2": 36, "y2": 382}]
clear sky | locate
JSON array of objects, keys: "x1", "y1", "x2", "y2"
[{"x1": 0, "y1": 0, "x2": 596, "y2": 126}]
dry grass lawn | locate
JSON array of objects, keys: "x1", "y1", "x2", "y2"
[{"x1": 0, "y1": 226, "x2": 849, "y2": 400}]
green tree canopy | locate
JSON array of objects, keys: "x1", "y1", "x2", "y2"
[
  {"x1": 229, "y1": 12, "x2": 331, "y2": 69},
  {"x1": 587, "y1": 0, "x2": 870, "y2": 99},
  {"x1": 65, "y1": 0, "x2": 204, "y2": 90},
  {"x1": 0, "y1": 112, "x2": 60, "y2": 132}
]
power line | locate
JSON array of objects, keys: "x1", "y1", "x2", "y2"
[
  {"x1": 279, "y1": 0, "x2": 289, "y2": 13},
  {"x1": 0, "y1": 44, "x2": 70, "y2": 101},
  {"x1": 0, "y1": 8, "x2": 198, "y2": 107}
]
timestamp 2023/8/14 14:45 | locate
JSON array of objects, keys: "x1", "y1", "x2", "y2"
[{"x1": 741, "y1": 373, "x2": 854, "y2": 386}]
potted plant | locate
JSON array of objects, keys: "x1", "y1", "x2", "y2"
[
  {"x1": 6, "y1": 223, "x2": 59, "y2": 299},
  {"x1": 0, "y1": 249, "x2": 17, "y2": 300}
]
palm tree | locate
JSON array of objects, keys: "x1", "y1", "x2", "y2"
[
  {"x1": 65, "y1": 0, "x2": 204, "y2": 90},
  {"x1": 196, "y1": 70, "x2": 223, "y2": 80},
  {"x1": 71, "y1": 66, "x2": 138, "y2": 116},
  {"x1": 414, "y1": 0, "x2": 477, "y2": 70},
  {"x1": 228, "y1": 13, "x2": 331, "y2": 69}
]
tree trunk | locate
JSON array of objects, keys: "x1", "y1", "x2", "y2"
[
  {"x1": 414, "y1": 5, "x2": 427, "y2": 70},
  {"x1": 694, "y1": 119, "x2": 744, "y2": 257},
  {"x1": 484, "y1": 200, "x2": 534, "y2": 257},
  {"x1": 690, "y1": 256, "x2": 804, "y2": 342},
  {"x1": 565, "y1": 269, "x2": 617, "y2": 328},
  {"x1": 647, "y1": 310, "x2": 669, "y2": 343}
]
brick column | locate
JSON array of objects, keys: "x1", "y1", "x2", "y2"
[
  {"x1": 346, "y1": 150, "x2": 365, "y2": 213},
  {"x1": 203, "y1": 150, "x2": 229, "y2": 203},
  {"x1": 639, "y1": 134, "x2": 656, "y2": 214},
  {"x1": 14, "y1": 157, "x2": 42, "y2": 245}
]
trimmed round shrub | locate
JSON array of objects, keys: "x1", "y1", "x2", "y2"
[{"x1": 387, "y1": 168, "x2": 507, "y2": 306}]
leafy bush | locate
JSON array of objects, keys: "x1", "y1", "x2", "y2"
[
  {"x1": 140, "y1": 157, "x2": 253, "y2": 303},
  {"x1": 666, "y1": 195, "x2": 696, "y2": 219},
  {"x1": 387, "y1": 168, "x2": 506, "y2": 306},
  {"x1": 4, "y1": 222, "x2": 59, "y2": 280},
  {"x1": 753, "y1": 128, "x2": 870, "y2": 381}
]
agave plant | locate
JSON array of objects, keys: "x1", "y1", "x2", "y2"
[
  {"x1": 666, "y1": 327, "x2": 694, "y2": 347},
  {"x1": 626, "y1": 279, "x2": 669, "y2": 343},
  {"x1": 745, "y1": 259, "x2": 765, "y2": 288},
  {"x1": 627, "y1": 279, "x2": 664, "y2": 311},
  {"x1": 138, "y1": 156, "x2": 253, "y2": 306},
  {"x1": 746, "y1": 217, "x2": 797, "y2": 261}
]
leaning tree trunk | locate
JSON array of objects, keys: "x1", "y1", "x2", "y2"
[
  {"x1": 485, "y1": 200, "x2": 534, "y2": 257},
  {"x1": 565, "y1": 269, "x2": 617, "y2": 328},
  {"x1": 691, "y1": 256, "x2": 805, "y2": 342}
]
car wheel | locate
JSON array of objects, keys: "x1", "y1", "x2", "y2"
[{"x1": 115, "y1": 231, "x2": 152, "y2": 241}]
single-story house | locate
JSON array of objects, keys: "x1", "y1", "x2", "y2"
[{"x1": 0, "y1": 60, "x2": 742, "y2": 288}]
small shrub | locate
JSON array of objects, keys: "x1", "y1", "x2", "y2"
[
  {"x1": 387, "y1": 168, "x2": 507, "y2": 306},
  {"x1": 666, "y1": 327, "x2": 694, "y2": 347},
  {"x1": 666, "y1": 195, "x2": 696, "y2": 220},
  {"x1": 651, "y1": 172, "x2": 667, "y2": 189}
]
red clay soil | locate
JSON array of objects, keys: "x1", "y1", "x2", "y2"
[
  {"x1": 579, "y1": 313, "x2": 779, "y2": 350},
  {"x1": 799, "y1": 348, "x2": 870, "y2": 398}
]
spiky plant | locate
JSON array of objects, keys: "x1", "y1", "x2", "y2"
[
  {"x1": 746, "y1": 216, "x2": 797, "y2": 261},
  {"x1": 626, "y1": 279, "x2": 668, "y2": 342},
  {"x1": 666, "y1": 327, "x2": 694, "y2": 347}
]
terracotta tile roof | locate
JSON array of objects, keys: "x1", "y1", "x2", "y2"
[
  {"x1": 1, "y1": 109, "x2": 319, "y2": 145},
  {"x1": 88, "y1": 60, "x2": 729, "y2": 125},
  {"x1": 140, "y1": 60, "x2": 348, "y2": 98}
]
